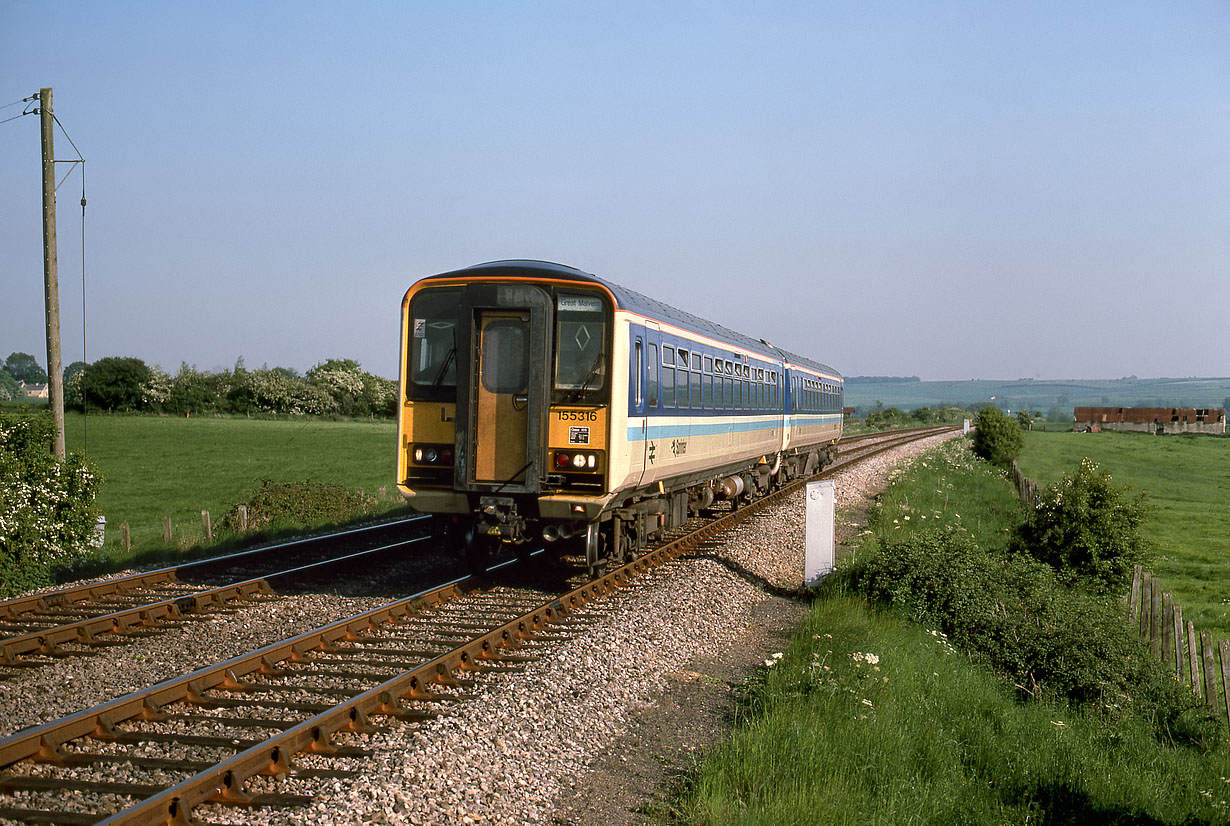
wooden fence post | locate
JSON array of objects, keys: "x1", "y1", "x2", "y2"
[
  {"x1": 238, "y1": 504, "x2": 248, "y2": 533},
  {"x1": 1219, "y1": 639, "x2": 1230, "y2": 726},
  {"x1": 1187, "y1": 621, "x2": 1202, "y2": 697},
  {"x1": 163, "y1": 516, "x2": 173, "y2": 544},
  {"x1": 1201, "y1": 630, "x2": 1219, "y2": 716},
  {"x1": 202, "y1": 510, "x2": 212, "y2": 542},
  {"x1": 1161, "y1": 591, "x2": 1173, "y2": 664},
  {"x1": 121, "y1": 522, "x2": 131, "y2": 552},
  {"x1": 1139, "y1": 572, "x2": 1152, "y2": 638},
  {"x1": 1173, "y1": 604, "x2": 1186, "y2": 680},
  {"x1": 1129, "y1": 565, "x2": 1142, "y2": 620},
  {"x1": 1149, "y1": 578, "x2": 1161, "y2": 658}
]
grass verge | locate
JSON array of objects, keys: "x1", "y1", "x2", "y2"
[{"x1": 669, "y1": 438, "x2": 1230, "y2": 825}]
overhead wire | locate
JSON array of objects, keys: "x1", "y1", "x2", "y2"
[{"x1": 0, "y1": 94, "x2": 38, "y2": 125}]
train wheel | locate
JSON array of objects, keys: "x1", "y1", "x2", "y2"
[
  {"x1": 464, "y1": 527, "x2": 500, "y2": 576},
  {"x1": 583, "y1": 522, "x2": 608, "y2": 579}
]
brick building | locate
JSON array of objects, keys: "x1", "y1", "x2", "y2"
[{"x1": 1073, "y1": 407, "x2": 1226, "y2": 435}]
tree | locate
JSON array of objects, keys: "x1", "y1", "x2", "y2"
[
  {"x1": 1015, "y1": 410, "x2": 1034, "y2": 431},
  {"x1": 81, "y1": 357, "x2": 152, "y2": 412},
  {"x1": 62, "y1": 362, "x2": 87, "y2": 409},
  {"x1": 1012, "y1": 458, "x2": 1150, "y2": 594},
  {"x1": 971, "y1": 406, "x2": 1023, "y2": 468},
  {"x1": 4, "y1": 352, "x2": 48, "y2": 385},
  {"x1": 0, "y1": 370, "x2": 20, "y2": 402}
]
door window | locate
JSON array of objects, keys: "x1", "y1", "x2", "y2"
[{"x1": 480, "y1": 319, "x2": 529, "y2": 394}]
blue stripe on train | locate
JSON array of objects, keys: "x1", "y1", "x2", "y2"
[{"x1": 626, "y1": 414, "x2": 842, "y2": 442}]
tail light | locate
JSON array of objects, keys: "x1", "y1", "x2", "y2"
[{"x1": 412, "y1": 444, "x2": 454, "y2": 465}]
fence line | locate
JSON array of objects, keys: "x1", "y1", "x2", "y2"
[
  {"x1": 1128, "y1": 564, "x2": 1230, "y2": 725},
  {"x1": 107, "y1": 486, "x2": 391, "y2": 553},
  {"x1": 1009, "y1": 461, "x2": 1040, "y2": 508},
  {"x1": 1011, "y1": 464, "x2": 1229, "y2": 727}
]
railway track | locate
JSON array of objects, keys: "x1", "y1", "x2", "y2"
[
  {"x1": 0, "y1": 518, "x2": 432, "y2": 672},
  {"x1": 0, "y1": 426, "x2": 957, "y2": 825}
]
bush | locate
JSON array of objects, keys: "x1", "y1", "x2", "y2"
[
  {"x1": 0, "y1": 412, "x2": 101, "y2": 596},
  {"x1": 223, "y1": 480, "x2": 376, "y2": 533},
  {"x1": 971, "y1": 406, "x2": 1023, "y2": 468},
  {"x1": 841, "y1": 527, "x2": 1212, "y2": 743},
  {"x1": 1012, "y1": 458, "x2": 1150, "y2": 594},
  {"x1": 82, "y1": 356, "x2": 152, "y2": 412}
]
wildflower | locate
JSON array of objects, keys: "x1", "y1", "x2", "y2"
[
  {"x1": 861, "y1": 699, "x2": 874, "y2": 708},
  {"x1": 1051, "y1": 720, "x2": 1067, "y2": 729},
  {"x1": 764, "y1": 652, "x2": 784, "y2": 667}
]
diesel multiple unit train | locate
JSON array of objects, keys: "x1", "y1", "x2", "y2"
[{"x1": 397, "y1": 260, "x2": 844, "y2": 577}]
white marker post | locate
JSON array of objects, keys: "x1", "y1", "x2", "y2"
[{"x1": 805, "y1": 479, "x2": 836, "y2": 587}]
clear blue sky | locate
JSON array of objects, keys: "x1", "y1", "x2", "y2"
[{"x1": 3, "y1": 1, "x2": 1227, "y2": 381}]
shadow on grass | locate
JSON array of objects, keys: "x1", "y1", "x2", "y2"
[{"x1": 1005, "y1": 781, "x2": 1213, "y2": 826}]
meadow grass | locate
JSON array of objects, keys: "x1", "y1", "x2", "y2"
[
  {"x1": 678, "y1": 595, "x2": 1230, "y2": 826},
  {"x1": 63, "y1": 413, "x2": 408, "y2": 563},
  {"x1": 1016, "y1": 430, "x2": 1230, "y2": 639},
  {"x1": 670, "y1": 438, "x2": 1230, "y2": 825}
]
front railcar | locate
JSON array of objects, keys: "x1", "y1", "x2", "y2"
[{"x1": 397, "y1": 261, "x2": 618, "y2": 570}]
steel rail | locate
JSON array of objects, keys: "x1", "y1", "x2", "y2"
[
  {"x1": 0, "y1": 516, "x2": 428, "y2": 620},
  {"x1": 0, "y1": 535, "x2": 431, "y2": 666}
]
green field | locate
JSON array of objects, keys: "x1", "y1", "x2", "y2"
[
  {"x1": 63, "y1": 414, "x2": 405, "y2": 556},
  {"x1": 1015, "y1": 430, "x2": 1230, "y2": 640}
]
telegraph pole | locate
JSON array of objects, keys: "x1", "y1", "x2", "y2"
[{"x1": 40, "y1": 87, "x2": 66, "y2": 461}]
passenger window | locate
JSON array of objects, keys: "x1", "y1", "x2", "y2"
[{"x1": 662, "y1": 346, "x2": 675, "y2": 408}]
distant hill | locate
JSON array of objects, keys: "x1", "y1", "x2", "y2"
[{"x1": 843, "y1": 377, "x2": 1230, "y2": 416}]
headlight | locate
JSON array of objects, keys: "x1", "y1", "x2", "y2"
[{"x1": 552, "y1": 450, "x2": 601, "y2": 473}]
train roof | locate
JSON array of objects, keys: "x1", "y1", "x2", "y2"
[{"x1": 421, "y1": 260, "x2": 842, "y2": 379}]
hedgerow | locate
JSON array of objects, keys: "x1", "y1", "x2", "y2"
[
  {"x1": 222, "y1": 480, "x2": 377, "y2": 534},
  {"x1": 0, "y1": 412, "x2": 101, "y2": 597},
  {"x1": 834, "y1": 440, "x2": 1216, "y2": 747}
]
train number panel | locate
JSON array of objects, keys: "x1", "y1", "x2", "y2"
[{"x1": 397, "y1": 260, "x2": 842, "y2": 578}]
